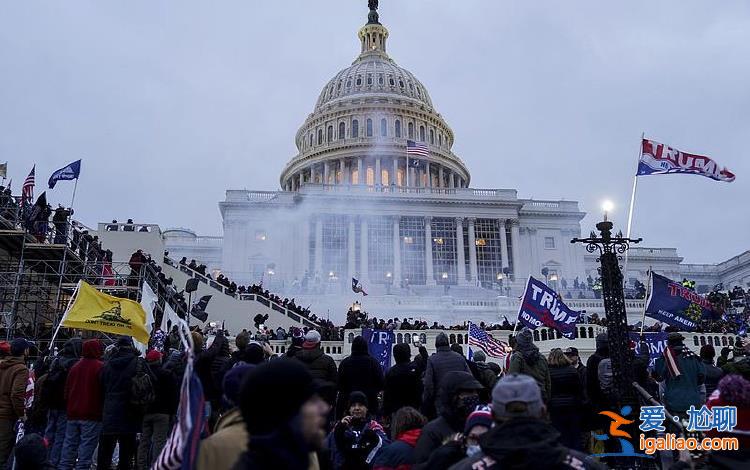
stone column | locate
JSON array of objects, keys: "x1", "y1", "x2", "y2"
[
  {"x1": 315, "y1": 216, "x2": 323, "y2": 275},
  {"x1": 392, "y1": 158, "x2": 399, "y2": 187},
  {"x1": 392, "y1": 217, "x2": 401, "y2": 284},
  {"x1": 360, "y1": 218, "x2": 369, "y2": 283},
  {"x1": 510, "y1": 219, "x2": 521, "y2": 279},
  {"x1": 348, "y1": 218, "x2": 356, "y2": 281},
  {"x1": 358, "y1": 157, "x2": 364, "y2": 185},
  {"x1": 438, "y1": 166, "x2": 444, "y2": 188},
  {"x1": 450, "y1": 172, "x2": 456, "y2": 189},
  {"x1": 298, "y1": 171, "x2": 303, "y2": 189},
  {"x1": 375, "y1": 157, "x2": 382, "y2": 186},
  {"x1": 467, "y1": 218, "x2": 479, "y2": 284},
  {"x1": 425, "y1": 217, "x2": 435, "y2": 285},
  {"x1": 340, "y1": 158, "x2": 347, "y2": 184},
  {"x1": 455, "y1": 217, "x2": 467, "y2": 285},
  {"x1": 425, "y1": 162, "x2": 431, "y2": 188},
  {"x1": 323, "y1": 161, "x2": 330, "y2": 185},
  {"x1": 499, "y1": 219, "x2": 509, "y2": 270}
]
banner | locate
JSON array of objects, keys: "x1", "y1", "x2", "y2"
[
  {"x1": 48, "y1": 159, "x2": 82, "y2": 189},
  {"x1": 517, "y1": 276, "x2": 581, "y2": 339},
  {"x1": 644, "y1": 273, "x2": 714, "y2": 331},
  {"x1": 629, "y1": 332, "x2": 668, "y2": 369},
  {"x1": 638, "y1": 139, "x2": 735, "y2": 182},
  {"x1": 362, "y1": 328, "x2": 394, "y2": 372},
  {"x1": 62, "y1": 280, "x2": 149, "y2": 343}
]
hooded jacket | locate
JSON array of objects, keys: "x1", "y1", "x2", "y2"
[
  {"x1": 422, "y1": 335, "x2": 470, "y2": 417},
  {"x1": 413, "y1": 371, "x2": 482, "y2": 464},
  {"x1": 336, "y1": 336, "x2": 384, "y2": 418},
  {"x1": 383, "y1": 361, "x2": 422, "y2": 417},
  {"x1": 585, "y1": 333, "x2": 610, "y2": 413},
  {"x1": 448, "y1": 417, "x2": 606, "y2": 470},
  {"x1": 100, "y1": 345, "x2": 143, "y2": 434},
  {"x1": 294, "y1": 345, "x2": 338, "y2": 387},
  {"x1": 0, "y1": 356, "x2": 28, "y2": 421},
  {"x1": 43, "y1": 338, "x2": 82, "y2": 410},
  {"x1": 507, "y1": 331, "x2": 551, "y2": 403},
  {"x1": 654, "y1": 345, "x2": 706, "y2": 414},
  {"x1": 65, "y1": 339, "x2": 104, "y2": 421},
  {"x1": 372, "y1": 428, "x2": 421, "y2": 470}
]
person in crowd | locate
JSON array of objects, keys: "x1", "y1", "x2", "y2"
[
  {"x1": 547, "y1": 348, "x2": 585, "y2": 451},
  {"x1": 293, "y1": 330, "x2": 338, "y2": 406},
  {"x1": 450, "y1": 374, "x2": 606, "y2": 470},
  {"x1": 123, "y1": 219, "x2": 135, "y2": 231},
  {"x1": 586, "y1": 333, "x2": 611, "y2": 431},
  {"x1": 59, "y1": 339, "x2": 104, "y2": 470},
  {"x1": 371, "y1": 407, "x2": 426, "y2": 470},
  {"x1": 12, "y1": 433, "x2": 55, "y2": 470},
  {"x1": 44, "y1": 337, "x2": 82, "y2": 466},
  {"x1": 383, "y1": 343, "x2": 422, "y2": 418},
  {"x1": 327, "y1": 391, "x2": 388, "y2": 470},
  {"x1": 422, "y1": 333, "x2": 470, "y2": 418},
  {"x1": 564, "y1": 346, "x2": 587, "y2": 392},
  {"x1": 717, "y1": 346, "x2": 732, "y2": 368},
  {"x1": 52, "y1": 205, "x2": 72, "y2": 244},
  {"x1": 336, "y1": 336, "x2": 384, "y2": 419},
  {"x1": 0, "y1": 338, "x2": 30, "y2": 467},
  {"x1": 283, "y1": 330, "x2": 305, "y2": 359},
  {"x1": 99, "y1": 336, "x2": 147, "y2": 470},
  {"x1": 412, "y1": 344, "x2": 429, "y2": 378},
  {"x1": 471, "y1": 351, "x2": 499, "y2": 392},
  {"x1": 507, "y1": 328, "x2": 551, "y2": 403},
  {"x1": 137, "y1": 350, "x2": 178, "y2": 469},
  {"x1": 198, "y1": 364, "x2": 254, "y2": 470},
  {"x1": 416, "y1": 406, "x2": 494, "y2": 469},
  {"x1": 654, "y1": 332, "x2": 706, "y2": 416},
  {"x1": 700, "y1": 344, "x2": 724, "y2": 398},
  {"x1": 413, "y1": 371, "x2": 484, "y2": 464},
  {"x1": 232, "y1": 360, "x2": 329, "y2": 469},
  {"x1": 702, "y1": 374, "x2": 750, "y2": 466}
]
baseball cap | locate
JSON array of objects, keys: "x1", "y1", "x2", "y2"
[
  {"x1": 10, "y1": 338, "x2": 31, "y2": 356},
  {"x1": 564, "y1": 347, "x2": 579, "y2": 356},
  {"x1": 667, "y1": 332, "x2": 685, "y2": 346},
  {"x1": 492, "y1": 373, "x2": 543, "y2": 418}
]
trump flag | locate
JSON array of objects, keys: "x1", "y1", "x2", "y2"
[
  {"x1": 644, "y1": 272, "x2": 714, "y2": 331},
  {"x1": 638, "y1": 139, "x2": 734, "y2": 182},
  {"x1": 362, "y1": 328, "x2": 394, "y2": 372},
  {"x1": 48, "y1": 159, "x2": 82, "y2": 189},
  {"x1": 517, "y1": 276, "x2": 581, "y2": 339}
]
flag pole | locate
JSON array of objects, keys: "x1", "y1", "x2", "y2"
[
  {"x1": 50, "y1": 280, "x2": 80, "y2": 345},
  {"x1": 622, "y1": 132, "x2": 644, "y2": 285},
  {"x1": 639, "y1": 269, "x2": 652, "y2": 338},
  {"x1": 70, "y1": 178, "x2": 78, "y2": 208}
]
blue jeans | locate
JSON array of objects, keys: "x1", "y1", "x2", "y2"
[
  {"x1": 45, "y1": 409, "x2": 68, "y2": 465},
  {"x1": 59, "y1": 420, "x2": 102, "y2": 470}
]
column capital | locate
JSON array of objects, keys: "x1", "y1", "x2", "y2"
[
  {"x1": 466, "y1": 217, "x2": 476, "y2": 225},
  {"x1": 424, "y1": 216, "x2": 433, "y2": 223},
  {"x1": 455, "y1": 216, "x2": 464, "y2": 225},
  {"x1": 509, "y1": 218, "x2": 520, "y2": 226}
]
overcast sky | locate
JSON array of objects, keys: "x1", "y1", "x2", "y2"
[{"x1": 2, "y1": 1, "x2": 748, "y2": 264}]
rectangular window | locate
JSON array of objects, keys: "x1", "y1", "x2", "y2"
[
  {"x1": 475, "y1": 219, "x2": 503, "y2": 287},
  {"x1": 321, "y1": 215, "x2": 348, "y2": 280},
  {"x1": 544, "y1": 236, "x2": 556, "y2": 249},
  {"x1": 368, "y1": 217, "x2": 393, "y2": 283},
  {"x1": 400, "y1": 217, "x2": 425, "y2": 285},
  {"x1": 431, "y1": 218, "x2": 457, "y2": 285}
]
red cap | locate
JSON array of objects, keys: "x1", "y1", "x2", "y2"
[
  {"x1": 0, "y1": 342, "x2": 9, "y2": 355},
  {"x1": 145, "y1": 349, "x2": 162, "y2": 363}
]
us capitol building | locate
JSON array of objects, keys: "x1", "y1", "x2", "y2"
[{"x1": 164, "y1": 4, "x2": 749, "y2": 324}]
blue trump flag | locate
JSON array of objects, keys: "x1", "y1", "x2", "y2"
[
  {"x1": 517, "y1": 276, "x2": 581, "y2": 339},
  {"x1": 48, "y1": 159, "x2": 81, "y2": 189},
  {"x1": 629, "y1": 332, "x2": 668, "y2": 369},
  {"x1": 362, "y1": 328, "x2": 394, "y2": 372},
  {"x1": 644, "y1": 273, "x2": 715, "y2": 331}
]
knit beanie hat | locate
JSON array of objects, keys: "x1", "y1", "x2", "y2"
[
  {"x1": 303, "y1": 330, "x2": 321, "y2": 349},
  {"x1": 223, "y1": 364, "x2": 255, "y2": 406},
  {"x1": 348, "y1": 391, "x2": 368, "y2": 408},
  {"x1": 464, "y1": 406, "x2": 493, "y2": 434}
]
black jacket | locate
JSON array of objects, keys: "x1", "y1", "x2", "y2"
[
  {"x1": 702, "y1": 359, "x2": 723, "y2": 397},
  {"x1": 383, "y1": 361, "x2": 422, "y2": 416},
  {"x1": 145, "y1": 362, "x2": 179, "y2": 416},
  {"x1": 448, "y1": 417, "x2": 607, "y2": 470},
  {"x1": 232, "y1": 422, "x2": 311, "y2": 470},
  {"x1": 422, "y1": 345, "x2": 470, "y2": 417},
  {"x1": 548, "y1": 364, "x2": 584, "y2": 410},
  {"x1": 44, "y1": 338, "x2": 82, "y2": 410},
  {"x1": 336, "y1": 337, "x2": 384, "y2": 418},
  {"x1": 101, "y1": 346, "x2": 143, "y2": 434}
]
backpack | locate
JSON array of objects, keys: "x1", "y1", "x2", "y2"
[{"x1": 130, "y1": 358, "x2": 156, "y2": 407}]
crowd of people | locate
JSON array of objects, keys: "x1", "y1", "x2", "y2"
[{"x1": 1, "y1": 319, "x2": 747, "y2": 469}]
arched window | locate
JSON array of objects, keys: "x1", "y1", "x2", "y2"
[
  {"x1": 366, "y1": 119, "x2": 373, "y2": 137},
  {"x1": 439, "y1": 133, "x2": 443, "y2": 147},
  {"x1": 380, "y1": 118, "x2": 387, "y2": 137},
  {"x1": 408, "y1": 122, "x2": 414, "y2": 139},
  {"x1": 337, "y1": 81, "x2": 342, "y2": 91},
  {"x1": 419, "y1": 125, "x2": 425, "y2": 142},
  {"x1": 397, "y1": 333, "x2": 403, "y2": 343},
  {"x1": 317, "y1": 129, "x2": 323, "y2": 145},
  {"x1": 389, "y1": 77, "x2": 395, "y2": 86},
  {"x1": 367, "y1": 74, "x2": 373, "y2": 85},
  {"x1": 399, "y1": 79, "x2": 404, "y2": 87},
  {"x1": 309, "y1": 133, "x2": 313, "y2": 147},
  {"x1": 327, "y1": 125, "x2": 333, "y2": 142},
  {"x1": 430, "y1": 129, "x2": 435, "y2": 144},
  {"x1": 356, "y1": 76, "x2": 362, "y2": 86},
  {"x1": 338, "y1": 122, "x2": 345, "y2": 139},
  {"x1": 395, "y1": 120, "x2": 401, "y2": 138},
  {"x1": 352, "y1": 119, "x2": 359, "y2": 138},
  {"x1": 378, "y1": 74, "x2": 384, "y2": 85},
  {"x1": 346, "y1": 79, "x2": 352, "y2": 88}
]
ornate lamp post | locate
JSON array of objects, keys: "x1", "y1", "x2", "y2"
[{"x1": 571, "y1": 205, "x2": 642, "y2": 410}]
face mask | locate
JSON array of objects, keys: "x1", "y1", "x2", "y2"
[{"x1": 466, "y1": 444, "x2": 481, "y2": 457}]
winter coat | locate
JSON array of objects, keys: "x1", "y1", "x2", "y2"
[
  {"x1": 702, "y1": 359, "x2": 723, "y2": 397},
  {"x1": 448, "y1": 417, "x2": 607, "y2": 470},
  {"x1": 548, "y1": 364, "x2": 584, "y2": 411},
  {"x1": 0, "y1": 356, "x2": 28, "y2": 421},
  {"x1": 336, "y1": 337, "x2": 384, "y2": 418},
  {"x1": 422, "y1": 345, "x2": 470, "y2": 416},
  {"x1": 413, "y1": 371, "x2": 481, "y2": 464},
  {"x1": 232, "y1": 422, "x2": 313, "y2": 470},
  {"x1": 508, "y1": 352, "x2": 551, "y2": 403},
  {"x1": 43, "y1": 338, "x2": 82, "y2": 410},
  {"x1": 654, "y1": 347, "x2": 706, "y2": 414},
  {"x1": 327, "y1": 417, "x2": 388, "y2": 470},
  {"x1": 473, "y1": 362, "x2": 498, "y2": 391},
  {"x1": 372, "y1": 428, "x2": 421, "y2": 470},
  {"x1": 145, "y1": 362, "x2": 179, "y2": 415},
  {"x1": 197, "y1": 408, "x2": 247, "y2": 470},
  {"x1": 100, "y1": 346, "x2": 143, "y2": 434},
  {"x1": 196, "y1": 335, "x2": 228, "y2": 402},
  {"x1": 65, "y1": 339, "x2": 104, "y2": 421},
  {"x1": 383, "y1": 361, "x2": 422, "y2": 417},
  {"x1": 294, "y1": 346, "x2": 338, "y2": 386}
]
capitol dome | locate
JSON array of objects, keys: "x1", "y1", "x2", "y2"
[{"x1": 280, "y1": 4, "x2": 470, "y2": 191}]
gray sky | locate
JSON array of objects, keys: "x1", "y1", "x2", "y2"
[{"x1": 2, "y1": 1, "x2": 748, "y2": 264}]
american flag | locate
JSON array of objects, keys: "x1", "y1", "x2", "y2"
[
  {"x1": 24, "y1": 368, "x2": 35, "y2": 411},
  {"x1": 468, "y1": 322, "x2": 510, "y2": 359},
  {"x1": 406, "y1": 140, "x2": 429, "y2": 160},
  {"x1": 21, "y1": 165, "x2": 35, "y2": 206}
]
